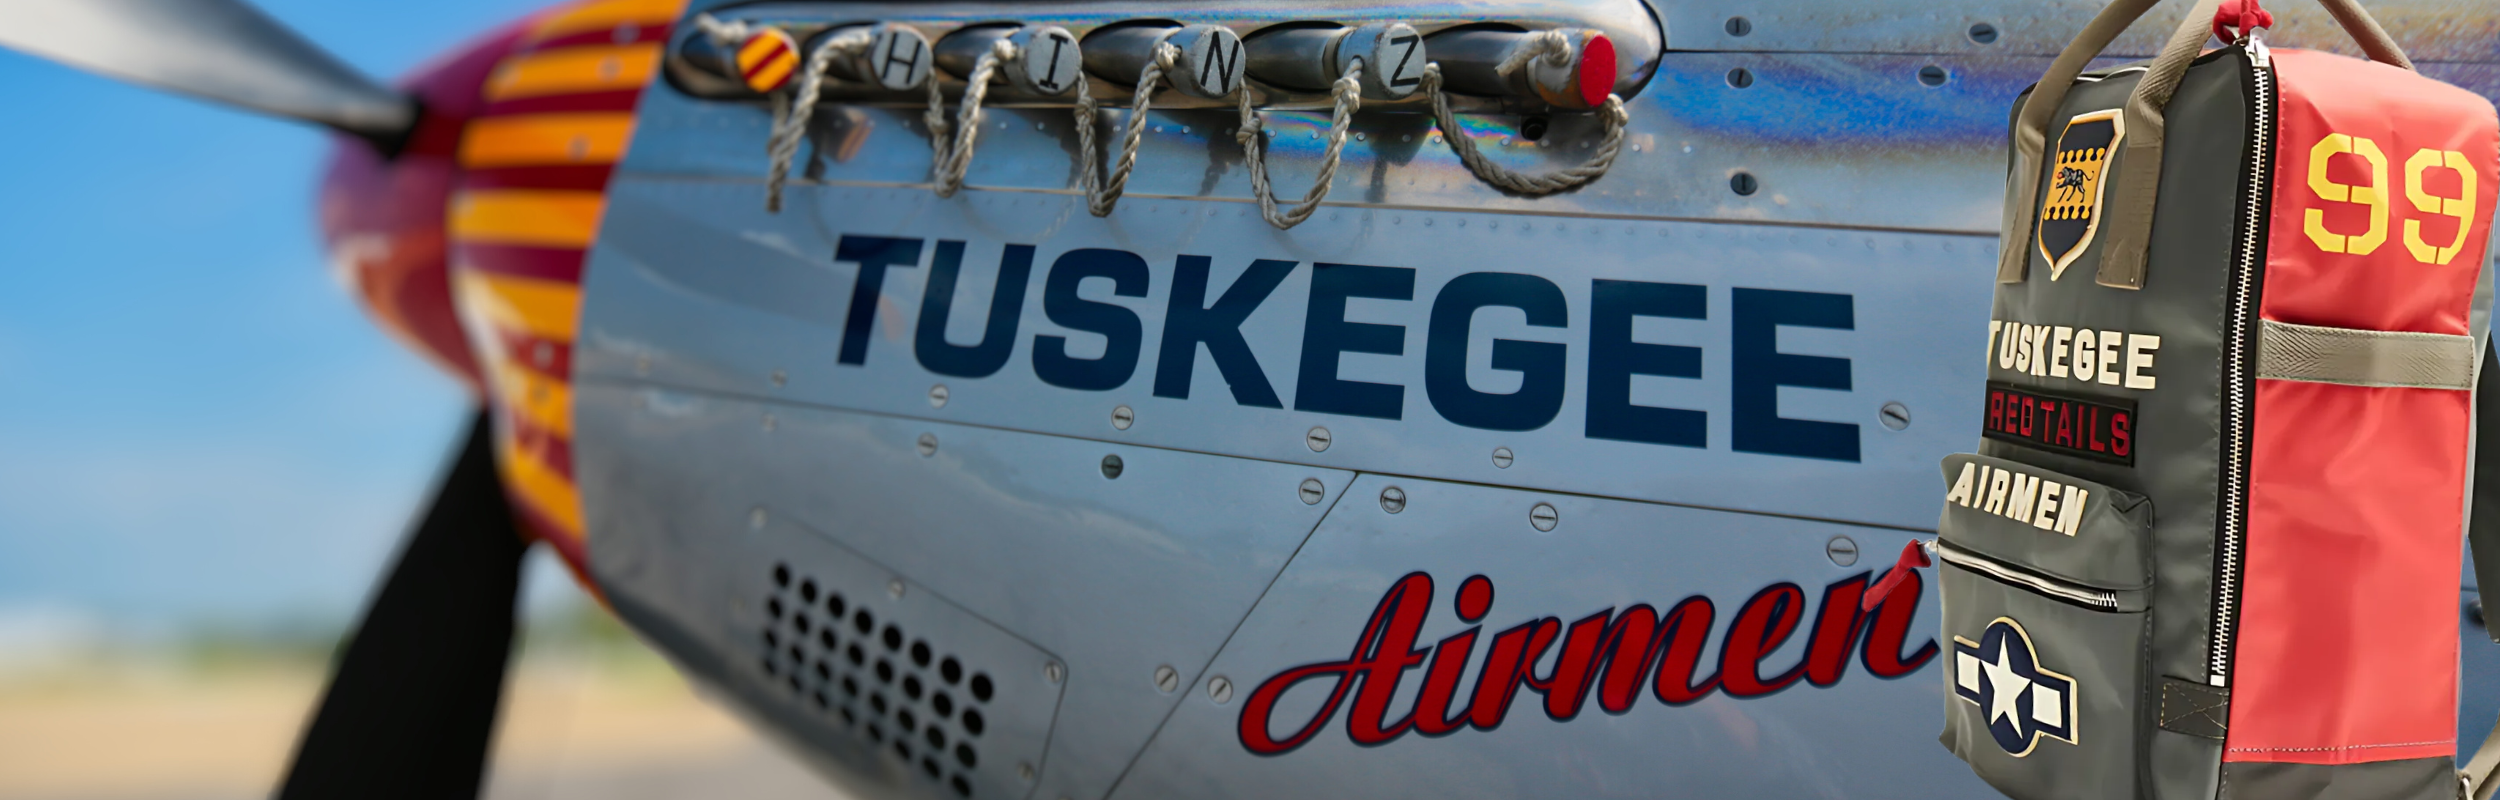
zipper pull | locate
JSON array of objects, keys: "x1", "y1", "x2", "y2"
[
  {"x1": 2212, "y1": 0, "x2": 2275, "y2": 45},
  {"x1": 1860, "y1": 539, "x2": 1935, "y2": 612}
]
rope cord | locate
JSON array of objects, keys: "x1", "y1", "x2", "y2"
[
  {"x1": 690, "y1": 14, "x2": 751, "y2": 44},
  {"x1": 1073, "y1": 42, "x2": 1181, "y2": 216},
  {"x1": 1233, "y1": 61, "x2": 1363, "y2": 230},
  {"x1": 1420, "y1": 31, "x2": 1630, "y2": 196},
  {"x1": 926, "y1": 38, "x2": 1016, "y2": 197},
  {"x1": 762, "y1": 28, "x2": 874, "y2": 213}
]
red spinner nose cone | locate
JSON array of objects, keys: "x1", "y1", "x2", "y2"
[{"x1": 1578, "y1": 34, "x2": 1617, "y2": 109}]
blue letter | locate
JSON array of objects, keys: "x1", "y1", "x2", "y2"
[
  {"x1": 915, "y1": 241, "x2": 1033, "y2": 378},
  {"x1": 1731, "y1": 288, "x2": 1858, "y2": 462},
  {"x1": 1295, "y1": 263, "x2": 1414, "y2": 420},
  {"x1": 835, "y1": 235, "x2": 923, "y2": 365},
  {"x1": 1586, "y1": 279, "x2": 1706, "y2": 448},
  {"x1": 1154, "y1": 256, "x2": 1295, "y2": 407},
  {"x1": 1425, "y1": 272, "x2": 1567, "y2": 431},
  {"x1": 1034, "y1": 248, "x2": 1149, "y2": 391}
]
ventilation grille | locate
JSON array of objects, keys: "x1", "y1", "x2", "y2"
[
  {"x1": 732, "y1": 514, "x2": 1059, "y2": 800},
  {"x1": 761, "y1": 562, "x2": 996, "y2": 795}
]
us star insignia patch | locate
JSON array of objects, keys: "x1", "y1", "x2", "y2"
[
  {"x1": 2037, "y1": 109, "x2": 2126, "y2": 280},
  {"x1": 1954, "y1": 617, "x2": 2079, "y2": 756}
]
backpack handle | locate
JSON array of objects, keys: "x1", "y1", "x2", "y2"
[{"x1": 1995, "y1": 0, "x2": 2414, "y2": 289}]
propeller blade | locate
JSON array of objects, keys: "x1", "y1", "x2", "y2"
[
  {"x1": 0, "y1": 0, "x2": 415, "y2": 140},
  {"x1": 279, "y1": 411, "x2": 528, "y2": 799}
]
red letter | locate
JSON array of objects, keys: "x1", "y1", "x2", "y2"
[
  {"x1": 1861, "y1": 567, "x2": 1939, "y2": 679},
  {"x1": 1718, "y1": 583, "x2": 1808, "y2": 697},
  {"x1": 1411, "y1": 627, "x2": 1479, "y2": 735},
  {"x1": 1801, "y1": 575, "x2": 1869, "y2": 687},
  {"x1": 1465, "y1": 618, "x2": 1560, "y2": 730},
  {"x1": 1237, "y1": 572, "x2": 1434, "y2": 754}
]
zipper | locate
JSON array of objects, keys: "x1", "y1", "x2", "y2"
[
  {"x1": 2209, "y1": 34, "x2": 2275, "y2": 689},
  {"x1": 1934, "y1": 540, "x2": 2122, "y2": 612}
]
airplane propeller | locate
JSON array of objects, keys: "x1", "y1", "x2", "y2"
[
  {"x1": 0, "y1": 0, "x2": 417, "y2": 142},
  {"x1": 2, "y1": 4, "x2": 519, "y2": 795}
]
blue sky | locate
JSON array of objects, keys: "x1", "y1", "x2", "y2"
[{"x1": 0, "y1": 1, "x2": 567, "y2": 635}]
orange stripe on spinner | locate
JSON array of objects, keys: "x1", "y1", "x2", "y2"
[
  {"x1": 450, "y1": 189, "x2": 606, "y2": 248},
  {"x1": 452, "y1": 269, "x2": 583, "y2": 342},
  {"x1": 736, "y1": 29, "x2": 801, "y2": 92},
  {"x1": 526, "y1": 0, "x2": 687, "y2": 45},
  {"x1": 486, "y1": 43, "x2": 662, "y2": 101},
  {"x1": 500, "y1": 434, "x2": 585, "y2": 537},
  {"x1": 460, "y1": 112, "x2": 637, "y2": 168}
]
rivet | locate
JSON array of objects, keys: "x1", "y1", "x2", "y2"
[
  {"x1": 1045, "y1": 661, "x2": 1065, "y2": 683},
  {"x1": 1968, "y1": 22, "x2": 2001, "y2": 44},
  {"x1": 1355, "y1": 132, "x2": 1368, "y2": 142},
  {"x1": 917, "y1": 433, "x2": 939, "y2": 456},
  {"x1": 1298, "y1": 478, "x2": 1325, "y2": 505},
  {"x1": 1100, "y1": 454, "x2": 1125, "y2": 479},
  {"x1": 1880, "y1": 401, "x2": 1913, "y2": 431},
  {"x1": 1827, "y1": 535, "x2": 1861, "y2": 567},
  {"x1": 1111, "y1": 405, "x2": 1135, "y2": 430},
  {"x1": 1036, "y1": 122, "x2": 1047, "y2": 131},
  {"x1": 1306, "y1": 426, "x2": 1333, "y2": 452},
  {"x1": 889, "y1": 579, "x2": 906, "y2": 599},
  {"x1": 1491, "y1": 447, "x2": 1514, "y2": 469},
  {"x1": 750, "y1": 507, "x2": 768, "y2": 530},
  {"x1": 770, "y1": 369, "x2": 787, "y2": 387},
  {"x1": 1725, "y1": 67, "x2": 1755, "y2": 89},
  {"x1": 1379, "y1": 486, "x2": 1407, "y2": 514},
  {"x1": 1724, "y1": 16, "x2": 1753, "y2": 36},
  {"x1": 928, "y1": 384, "x2": 949, "y2": 408},
  {"x1": 1207, "y1": 675, "x2": 1234, "y2": 704},
  {"x1": 1730, "y1": 171, "x2": 1760, "y2": 196},
  {"x1": 1153, "y1": 664, "x2": 1179, "y2": 693},
  {"x1": 1529, "y1": 502, "x2": 1558, "y2": 532},
  {"x1": 1918, "y1": 64, "x2": 1949, "y2": 87}
]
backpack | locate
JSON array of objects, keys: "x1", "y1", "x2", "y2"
[{"x1": 1896, "y1": 0, "x2": 2500, "y2": 796}]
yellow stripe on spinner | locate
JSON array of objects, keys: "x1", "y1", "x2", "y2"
[
  {"x1": 449, "y1": 189, "x2": 606, "y2": 248},
  {"x1": 527, "y1": 0, "x2": 687, "y2": 44},
  {"x1": 453, "y1": 270, "x2": 583, "y2": 342},
  {"x1": 459, "y1": 112, "x2": 637, "y2": 168},
  {"x1": 500, "y1": 435, "x2": 585, "y2": 536},
  {"x1": 486, "y1": 43, "x2": 662, "y2": 101}
]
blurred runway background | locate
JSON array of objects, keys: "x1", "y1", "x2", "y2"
[{"x1": 0, "y1": 2, "x2": 841, "y2": 797}]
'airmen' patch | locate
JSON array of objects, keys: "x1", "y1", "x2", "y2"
[
  {"x1": 2037, "y1": 109, "x2": 2126, "y2": 280},
  {"x1": 737, "y1": 29, "x2": 801, "y2": 93}
]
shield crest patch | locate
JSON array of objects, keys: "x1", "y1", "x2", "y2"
[{"x1": 2037, "y1": 109, "x2": 2127, "y2": 280}]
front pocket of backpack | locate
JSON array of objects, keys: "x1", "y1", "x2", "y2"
[{"x1": 1935, "y1": 454, "x2": 2152, "y2": 800}]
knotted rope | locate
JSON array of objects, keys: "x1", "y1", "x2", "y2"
[
  {"x1": 926, "y1": 37, "x2": 1016, "y2": 197},
  {"x1": 1234, "y1": 61, "x2": 1362, "y2": 230},
  {"x1": 761, "y1": 28, "x2": 875, "y2": 213},
  {"x1": 1420, "y1": 31, "x2": 1630, "y2": 196},
  {"x1": 1073, "y1": 41, "x2": 1180, "y2": 216}
]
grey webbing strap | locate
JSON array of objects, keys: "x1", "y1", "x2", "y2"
[
  {"x1": 1999, "y1": 0, "x2": 2416, "y2": 288},
  {"x1": 2255, "y1": 320, "x2": 2478, "y2": 389},
  {"x1": 1996, "y1": 0, "x2": 2169, "y2": 285},
  {"x1": 2095, "y1": 0, "x2": 2225, "y2": 289}
]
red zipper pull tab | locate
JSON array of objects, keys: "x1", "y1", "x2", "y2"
[
  {"x1": 1861, "y1": 539, "x2": 1934, "y2": 612},
  {"x1": 2212, "y1": 0, "x2": 2274, "y2": 44}
]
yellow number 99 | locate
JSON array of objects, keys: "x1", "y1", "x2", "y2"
[
  {"x1": 2404, "y1": 149, "x2": 2479, "y2": 266},
  {"x1": 2305, "y1": 133, "x2": 2391, "y2": 256}
]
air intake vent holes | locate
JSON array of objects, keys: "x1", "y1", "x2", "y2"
[{"x1": 761, "y1": 561, "x2": 998, "y2": 794}]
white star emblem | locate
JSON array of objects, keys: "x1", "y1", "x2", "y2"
[{"x1": 1982, "y1": 639, "x2": 2033, "y2": 728}]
